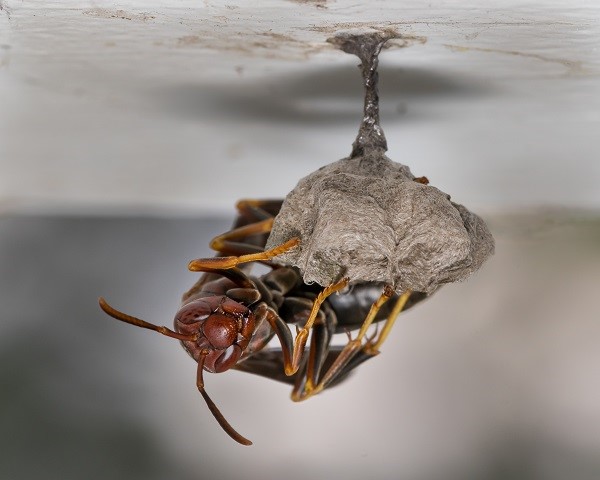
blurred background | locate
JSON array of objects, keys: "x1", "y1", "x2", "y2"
[{"x1": 1, "y1": 1, "x2": 599, "y2": 479}]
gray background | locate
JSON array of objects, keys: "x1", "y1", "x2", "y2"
[{"x1": 1, "y1": 212, "x2": 599, "y2": 480}]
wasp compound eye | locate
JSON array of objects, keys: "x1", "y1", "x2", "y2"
[{"x1": 175, "y1": 300, "x2": 211, "y2": 325}]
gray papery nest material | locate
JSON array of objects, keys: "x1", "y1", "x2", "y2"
[{"x1": 266, "y1": 30, "x2": 495, "y2": 296}]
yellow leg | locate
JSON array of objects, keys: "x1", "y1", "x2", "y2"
[
  {"x1": 364, "y1": 289, "x2": 412, "y2": 355},
  {"x1": 188, "y1": 237, "x2": 300, "y2": 271},
  {"x1": 209, "y1": 217, "x2": 274, "y2": 253},
  {"x1": 286, "y1": 277, "x2": 349, "y2": 376},
  {"x1": 291, "y1": 285, "x2": 395, "y2": 401}
]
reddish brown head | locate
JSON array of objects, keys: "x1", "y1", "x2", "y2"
[
  {"x1": 175, "y1": 295, "x2": 255, "y2": 374},
  {"x1": 98, "y1": 296, "x2": 254, "y2": 446}
]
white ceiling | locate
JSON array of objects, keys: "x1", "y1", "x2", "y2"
[{"x1": 1, "y1": 1, "x2": 599, "y2": 214}]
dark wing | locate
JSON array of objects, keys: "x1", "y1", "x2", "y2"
[{"x1": 233, "y1": 346, "x2": 375, "y2": 389}]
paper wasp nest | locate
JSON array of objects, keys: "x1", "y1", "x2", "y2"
[{"x1": 266, "y1": 30, "x2": 494, "y2": 295}]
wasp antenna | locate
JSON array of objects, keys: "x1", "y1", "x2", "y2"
[
  {"x1": 198, "y1": 388, "x2": 253, "y2": 446},
  {"x1": 98, "y1": 297, "x2": 197, "y2": 342},
  {"x1": 196, "y1": 356, "x2": 252, "y2": 446}
]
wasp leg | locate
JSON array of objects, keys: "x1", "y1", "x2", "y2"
[
  {"x1": 254, "y1": 278, "x2": 347, "y2": 377},
  {"x1": 291, "y1": 306, "x2": 336, "y2": 396},
  {"x1": 285, "y1": 277, "x2": 349, "y2": 376},
  {"x1": 291, "y1": 285, "x2": 398, "y2": 401},
  {"x1": 184, "y1": 199, "x2": 287, "y2": 302},
  {"x1": 363, "y1": 289, "x2": 412, "y2": 355},
  {"x1": 189, "y1": 236, "x2": 300, "y2": 271},
  {"x1": 275, "y1": 293, "x2": 338, "y2": 394},
  {"x1": 290, "y1": 349, "x2": 377, "y2": 401},
  {"x1": 208, "y1": 199, "x2": 284, "y2": 258},
  {"x1": 189, "y1": 198, "x2": 292, "y2": 273},
  {"x1": 234, "y1": 199, "x2": 284, "y2": 225},
  {"x1": 188, "y1": 199, "x2": 299, "y2": 271},
  {"x1": 210, "y1": 218, "x2": 274, "y2": 257},
  {"x1": 233, "y1": 303, "x2": 371, "y2": 394}
]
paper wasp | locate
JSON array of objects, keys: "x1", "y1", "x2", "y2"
[{"x1": 99, "y1": 199, "x2": 424, "y2": 445}]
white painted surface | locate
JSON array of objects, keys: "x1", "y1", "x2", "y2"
[{"x1": 1, "y1": 1, "x2": 599, "y2": 214}]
